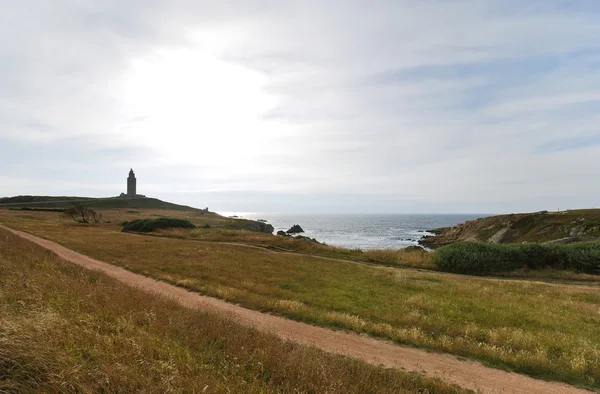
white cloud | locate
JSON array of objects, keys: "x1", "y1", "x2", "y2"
[{"x1": 1, "y1": 0, "x2": 600, "y2": 212}]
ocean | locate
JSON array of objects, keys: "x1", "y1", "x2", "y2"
[{"x1": 218, "y1": 213, "x2": 489, "y2": 250}]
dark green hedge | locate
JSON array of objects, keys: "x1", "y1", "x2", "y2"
[
  {"x1": 122, "y1": 218, "x2": 196, "y2": 233},
  {"x1": 433, "y1": 241, "x2": 600, "y2": 275}
]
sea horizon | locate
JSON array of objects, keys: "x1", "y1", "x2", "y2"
[{"x1": 217, "y1": 212, "x2": 490, "y2": 250}]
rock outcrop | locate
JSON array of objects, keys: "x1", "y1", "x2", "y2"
[
  {"x1": 286, "y1": 224, "x2": 304, "y2": 234},
  {"x1": 243, "y1": 221, "x2": 275, "y2": 234},
  {"x1": 293, "y1": 235, "x2": 320, "y2": 244}
]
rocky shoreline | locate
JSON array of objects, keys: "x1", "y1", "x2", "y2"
[{"x1": 417, "y1": 209, "x2": 600, "y2": 248}]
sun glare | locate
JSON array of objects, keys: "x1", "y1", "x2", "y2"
[{"x1": 118, "y1": 43, "x2": 279, "y2": 170}]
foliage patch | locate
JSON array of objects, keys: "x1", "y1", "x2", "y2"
[
  {"x1": 434, "y1": 241, "x2": 600, "y2": 275},
  {"x1": 122, "y1": 218, "x2": 196, "y2": 233}
]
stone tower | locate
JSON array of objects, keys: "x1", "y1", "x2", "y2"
[{"x1": 127, "y1": 168, "x2": 137, "y2": 196}]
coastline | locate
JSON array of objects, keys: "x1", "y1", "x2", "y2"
[{"x1": 219, "y1": 212, "x2": 485, "y2": 250}]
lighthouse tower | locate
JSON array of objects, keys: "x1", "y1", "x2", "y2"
[{"x1": 127, "y1": 169, "x2": 137, "y2": 196}]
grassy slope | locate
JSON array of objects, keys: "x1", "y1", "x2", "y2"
[
  {"x1": 0, "y1": 228, "x2": 465, "y2": 394},
  {"x1": 0, "y1": 195, "x2": 203, "y2": 212},
  {"x1": 0, "y1": 195, "x2": 87, "y2": 204},
  {"x1": 84, "y1": 197, "x2": 202, "y2": 211},
  {"x1": 3, "y1": 197, "x2": 276, "y2": 234},
  {"x1": 422, "y1": 210, "x2": 600, "y2": 247},
  {"x1": 160, "y1": 227, "x2": 435, "y2": 269},
  {"x1": 1, "y1": 209, "x2": 599, "y2": 389}
]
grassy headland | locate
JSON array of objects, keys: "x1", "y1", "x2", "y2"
[
  {"x1": 0, "y1": 228, "x2": 465, "y2": 393},
  {"x1": 0, "y1": 195, "x2": 204, "y2": 212},
  {"x1": 1, "y1": 208, "x2": 599, "y2": 389},
  {"x1": 421, "y1": 209, "x2": 600, "y2": 247}
]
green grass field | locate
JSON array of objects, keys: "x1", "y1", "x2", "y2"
[
  {"x1": 1, "y1": 208, "x2": 599, "y2": 389},
  {"x1": 0, "y1": 228, "x2": 466, "y2": 393}
]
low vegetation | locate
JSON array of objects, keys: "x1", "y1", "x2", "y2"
[
  {"x1": 1, "y1": 209, "x2": 599, "y2": 389},
  {"x1": 63, "y1": 204, "x2": 103, "y2": 224},
  {"x1": 122, "y1": 218, "x2": 196, "y2": 233},
  {"x1": 0, "y1": 229, "x2": 465, "y2": 393},
  {"x1": 9, "y1": 207, "x2": 65, "y2": 212},
  {"x1": 434, "y1": 241, "x2": 600, "y2": 275}
]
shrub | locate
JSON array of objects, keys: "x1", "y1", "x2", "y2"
[
  {"x1": 433, "y1": 241, "x2": 600, "y2": 275},
  {"x1": 63, "y1": 204, "x2": 102, "y2": 223},
  {"x1": 122, "y1": 218, "x2": 196, "y2": 233}
]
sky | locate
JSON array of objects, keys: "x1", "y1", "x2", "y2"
[{"x1": 1, "y1": 0, "x2": 600, "y2": 213}]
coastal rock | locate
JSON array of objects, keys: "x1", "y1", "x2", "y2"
[
  {"x1": 286, "y1": 224, "x2": 304, "y2": 234},
  {"x1": 543, "y1": 237, "x2": 582, "y2": 245},
  {"x1": 243, "y1": 221, "x2": 274, "y2": 234},
  {"x1": 569, "y1": 226, "x2": 585, "y2": 237},
  {"x1": 488, "y1": 227, "x2": 510, "y2": 243},
  {"x1": 277, "y1": 230, "x2": 289, "y2": 236},
  {"x1": 294, "y1": 235, "x2": 320, "y2": 244}
]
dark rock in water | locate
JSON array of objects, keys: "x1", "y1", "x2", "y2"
[
  {"x1": 286, "y1": 224, "x2": 304, "y2": 234},
  {"x1": 258, "y1": 219, "x2": 267, "y2": 223},
  {"x1": 243, "y1": 221, "x2": 274, "y2": 234},
  {"x1": 276, "y1": 230, "x2": 289, "y2": 236}
]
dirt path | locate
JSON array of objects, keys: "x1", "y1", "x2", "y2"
[{"x1": 2, "y1": 224, "x2": 592, "y2": 394}]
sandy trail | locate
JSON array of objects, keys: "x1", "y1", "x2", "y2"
[{"x1": 2, "y1": 224, "x2": 593, "y2": 394}]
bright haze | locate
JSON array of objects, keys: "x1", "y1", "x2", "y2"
[{"x1": 1, "y1": 1, "x2": 599, "y2": 213}]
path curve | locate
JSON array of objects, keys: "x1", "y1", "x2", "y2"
[{"x1": 2, "y1": 224, "x2": 592, "y2": 394}]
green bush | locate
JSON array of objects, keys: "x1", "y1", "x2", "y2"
[
  {"x1": 122, "y1": 218, "x2": 196, "y2": 233},
  {"x1": 433, "y1": 241, "x2": 600, "y2": 275}
]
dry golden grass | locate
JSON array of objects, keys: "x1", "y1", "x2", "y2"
[
  {"x1": 157, "y1": 226, "x2": 438, "y2": 271},
  {"x1": 0, "y1": 228, "x2": 466, "y2": 394},
  {"x1": 1, "y1": 209, "x2": 600, "y2": 389},
  {"x1": 0, "y1": 208, "x2": 438, "y2": 271},
  {"x1": 361, "y1": 248, "x2": 436, "y2": 269}
]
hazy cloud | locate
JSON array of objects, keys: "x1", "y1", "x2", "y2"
[{"x1": 1, "y1": 0, "x2": 599, "y2": 212}]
